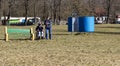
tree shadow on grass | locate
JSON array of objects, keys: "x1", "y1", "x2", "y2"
[
  {"x1": 53, "y1": 29, "x2": 68, "y2": 32},
  {"x1": 74, "y1": 32, "x2": 93, "y2": 35},
  {"x1": 53, "y1": 33, "x2": 70, "y2": 35},
  {"x1": 97, "y1": 26, "x2": 120, "y2": 29},
  {"x1": 0, "y1": 39, "x2": 5, "y2": 40},
  {"x1": 74, "y1": 31, "x2": 120, "y2": 35},
  {"x1": 94, "y1": 31, "x2": 120, "y2": 35}
]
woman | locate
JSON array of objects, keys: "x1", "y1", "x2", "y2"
[{"x1": 44, "y1": 17, "x2": 52, "y2": 39}]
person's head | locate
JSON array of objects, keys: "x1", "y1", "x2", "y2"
[
  {"x1": 47, "y1": 17, "x2": 51, "y2": 20},
  {"x1": 38, "y1": 22, "x2": 41, "y2": 26}
]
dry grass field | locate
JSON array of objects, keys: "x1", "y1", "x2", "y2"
[{"x1": 0, "y1": 24, "x2": 120, "y2": 66}]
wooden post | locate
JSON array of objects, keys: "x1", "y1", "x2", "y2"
[
  {"x1": 5, "y1": 33, "x2": 8, "y2": 41},
  {"x1": 32, "y1": 33, "x2": 34, "y2": 41},
  {"x1": 5, "y1": 26, "x2": 7, "y2": 34},
  {"x1": 30, "y1": 28, "x2": 33, "y2": 34},
  {"x1": 30, "y1": 28, "x2": 34, "y2": 40},
  {"x1": 5, "y1": 27, "x2": 8, "y2": 41}
]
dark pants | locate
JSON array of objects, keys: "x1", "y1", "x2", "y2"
[{"x1": 45, "y1": 28, "x2": 52, "y2": 39}]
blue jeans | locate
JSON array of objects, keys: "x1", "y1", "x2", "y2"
[
  {"x1": 45, "y1": 28, "x2": 52, "y2": 39},
  {"x1": 36, "y1": 31, "x2": 44, "y2": 39},
  {"x1": 38, "y1": 31, "x2": 44, "y2": 37}
]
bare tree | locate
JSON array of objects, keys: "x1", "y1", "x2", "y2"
[
  {"x1": 58, "y1": 0, "x2": 61, "y2": 24},
  {"x1": 0, "y1": 0, "x2": 120, "y2": 24},
  {"x1": 24, "y1": 0, "x2": 29, "y2": 25},
  {"x1": 7, "y1": 0, "x2": 12, "y2": 21},
  {"x1": 106, "y1": 0, "x2": 112, "y2": 24},
  {"x1": 0, "y1": 0, "x2": 1, "y2": 22},
  {"x1": 34, "y1": 0, "x2": 36, "y2": 23},
  {"x1": 43, "y1": 0, "x2": 46, "y2": 20},
  {"x1": 89, "y1": 0, "x2": 95, "y2": 16},
  {"x1": 42, "y1": 0, "x2": 49, "y2": 21},
  {"x1": 53, "y1": 0, "x2": 57, "y2": 24}
]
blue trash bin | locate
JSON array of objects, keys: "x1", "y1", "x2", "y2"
[
  {"x1": 79, "y1": 16, "x2": 94, "y2": 32},
  {"x1": 68, "y1": 17, "x2": 79, "y2": 32},
  {"x1": 68, "y1": 17, "x2": 72, "y2": 32}
]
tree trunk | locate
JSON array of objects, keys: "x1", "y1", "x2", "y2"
[
  {"x1": 25, "y1": 0, "x2": 29, "y2": 25},
  {"x1": 89, "y1": 0, "x2": 95, "y2": 16},
  {"x1": 7, "y1": 0, "x2": 13, "y2": 25},
  {"x1": 43, "y1": 0, "x2": 46, "y2": 21},
  {"x1": 106, "y1": 0, "x2": 111, "y2": 24},
  {"x1": 34, "y1": 0, "x2": 36, "y2": 23},
  {"x1": 0, "y1": 0, "x2": 1, "y2": 23},
  {"x1": 58, "y1": 0, "x2": 61, "y2": 25}
]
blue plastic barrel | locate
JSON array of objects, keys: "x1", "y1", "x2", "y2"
[
  {"x1": 68, "y1": 17, "x2": 79, "y2": 32},
  {"x1": 74, "y1": 17, "x2": 79, "y2": 32},
  {"x1": 68, "y1": 17, "x2": 72, "y2": 32},
  {"x1": 79, "y1": 16, "x2": 94, "y2": 32}
]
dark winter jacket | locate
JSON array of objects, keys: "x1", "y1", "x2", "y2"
[
  {"x1": 36, "y1": 25, "x2": 43, "y2": 32},
  {"x1": 44, "y1": 20, "x2": 52, "y2": 29}
]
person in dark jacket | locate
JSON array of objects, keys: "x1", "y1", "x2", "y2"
[
  {"x1": 36, "y1": 22, "x2": 44, "y2": 39},
  {"x1": 44, "y1": 17, "x2": 52, "y2": 39}
]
